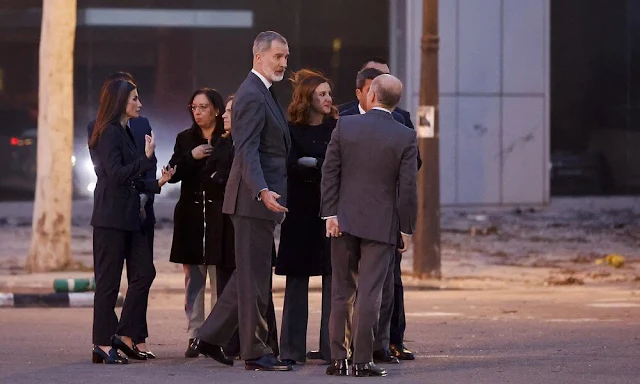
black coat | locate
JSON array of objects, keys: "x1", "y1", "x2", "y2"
[
  {"x1": 167, "y1": 127, "x2": 235, "y2": 267},
  {"x1": 90, "y1": 122, "x2": 158, "y2": 231},
  {"x1": 275, "y1": 119, "x2": 336, "y2": 277}
]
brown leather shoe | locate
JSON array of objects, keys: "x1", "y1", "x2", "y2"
[
  {"x1": 389, "y1": 344, "x2": 415, "y2": 360},
  {"x1": 373, "y1": 348, "x2": 400, "y2": 364}
]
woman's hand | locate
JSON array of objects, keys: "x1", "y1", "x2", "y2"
[
  {"x1": 297, "y1": 156, "x2": 318, "y2": 168},
  {"x1": 192, "y1": 144, "x2": 213, "y2": 160},
  {"x1": 158, "y1": 165, "x2": 177, "y2": 187},
  {"x1": 144, "y1": 131, "x2": 156, "y2": 159}
]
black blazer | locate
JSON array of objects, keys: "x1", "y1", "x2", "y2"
[
  {"x1": 88, "y1": 117, "x2": 157, "y2": 226},
  {"x1": 90, "y1": 122, "x2": 157, "y2": 231},
  {"x1": 340, "y1": 105, "x2": 406, "y2": 125},
  {"x1": 339, "y1": 99, "x2": 415, "y2": 128}
]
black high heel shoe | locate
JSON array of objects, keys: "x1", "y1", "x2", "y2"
[
  {"x1": 92, "y1": 346, "x2": 128, "y2": 364},
  {"x1": 136, "y1": 346, "x2": 156, "y2": 359},
  {"x1": 111, "y1": 335, "x2": 147, "y2": 360}
]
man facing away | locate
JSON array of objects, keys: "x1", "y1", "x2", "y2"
[
  {"x1": 321, "y1": 74, "x2": 418, "y2": 377},
  {"x1": 339, "y1": 65, "x2": 419, "y2": 364},
  {"x1": 191, "y1": 31, "x2": 293, "y2": 372}
]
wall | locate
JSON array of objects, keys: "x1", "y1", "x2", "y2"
[{"x1": 391, "y1": 0, "x2": 550, "y2": 205}]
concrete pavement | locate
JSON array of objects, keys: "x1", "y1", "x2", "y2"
[{"x1": 1, "y1": 285, "x2": 639, "y2": 383}]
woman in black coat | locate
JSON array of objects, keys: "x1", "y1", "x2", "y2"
[
  {"x1": 89, "y1": 79, "x2": 174, "y2": 364},
  {"x1": 275, "y1": 69, "x2": 338, "y2": 364},
  {"x1": 167, "y1": 88, "x2": 235, "y2": 356}
]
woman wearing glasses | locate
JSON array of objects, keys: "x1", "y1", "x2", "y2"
[{"x1": 167, "y1": 88, "x2": 235, "y2": 356}]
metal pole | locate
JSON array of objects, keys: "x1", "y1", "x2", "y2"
[{"x1": 413, "y1": 0, "x2": 441, "y2": 278}]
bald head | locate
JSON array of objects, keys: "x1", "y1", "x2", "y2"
[{"x1": 369, "y1": 74, "x2": 403, "y2": 110}]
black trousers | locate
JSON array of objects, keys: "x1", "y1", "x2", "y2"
[
  {"x1": 92, "y1": 226, "x2": 156, "y2": 346},
  {"x1": 389, "y1": 250, "x2": 406, "y2": 345},
  {"x1": 196, "y1": 215, "x2": 277, "y2": 360},
  {"x1": 279, "y1": 274, "x2": 331, "y2": 361},
  {"x1": 130, "y1": 226, "x2": 154, "y2": 344}
]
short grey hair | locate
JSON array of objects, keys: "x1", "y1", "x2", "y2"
[{"x1": 252, "y1": 31, "x2": 288, "y2": 55}]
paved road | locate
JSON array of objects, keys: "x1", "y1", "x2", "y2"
[{"x1": 1, "y1": 285, "x2": 639, "y2": 383}]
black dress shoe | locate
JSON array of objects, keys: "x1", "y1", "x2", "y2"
[
  {"x1": 326, "y1": 359, "x2": 350, "y2": 376},
  {"x1": 190, "y1": 339, "x2": 233, "y2": 366},
  {"x1": 373, "y1": 349, "x2": 400, "y2": 364},
  {"x1": 92, "y1": 346, "x2": 128, "y2": 364},
  {"x1": 280, "y1": 358, "x2": 297, "y2": 365},
  {"x1": 245, "y1": 353, "x2": 292, "y2": 371},
  {"x1": 389, "y1": 344, "x2": 415, "y2": 360},
  {"x1": 353, "y1": 361, "x2": 388, "y2": 377},
  {"x1": 185, "y1": 338, "x2": 199, "y2": 358},
  {"x1": 306, "y1": 350, "x2": 322, "y2": 360},
  {"x1": 111, "y1": 335, "x2": 147, "y2": 360}
]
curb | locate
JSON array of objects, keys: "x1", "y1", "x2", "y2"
[
  {"x1": 53, "y1": 278, "x2": 95, "y2": 293},
  {"x1": 0, "y1": 292, "x2": 124, "y2": 308}
]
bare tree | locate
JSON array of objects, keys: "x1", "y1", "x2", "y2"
[{"x1": 26, "y1": 0, "x2": 77, "y2": 272}]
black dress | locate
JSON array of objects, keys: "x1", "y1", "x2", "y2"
[
  {"x1": 275, "y1": 118, "x2": 337, "y2": 277},
  {"x1": 167, "y1": 127, "x2": 235, "y2": 268}
]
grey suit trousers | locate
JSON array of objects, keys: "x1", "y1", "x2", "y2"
[
  {"x1": 329, "y1": 233, "x2": 393, "y2": 364},
  {"x1": 196, "y1": 215, "x2": 276, "y2": 360},
  {"x1": 374, "y1": 250, "x2": 396, "y2": 351}
]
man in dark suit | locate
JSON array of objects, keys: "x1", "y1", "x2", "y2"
[
  {"x1": 339, "y1": 65, "x2": 418, "y2": 363},
  {"x1": 322, "y1": 74, "x2": 418, "y2": 377},
  {"x1": 338, "y1": 57, "x2": 414, "y2": 129},
  {"x1": 87, "y1": 72, "x2": 158, "y2": 354},
  {"x1": 192, "y1": 31, "x2": 293, "y2": 372}
]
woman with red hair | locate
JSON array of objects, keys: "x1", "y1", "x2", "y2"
[{"x1": 275, "y1": 69, "x2": 338, "y2": 365}]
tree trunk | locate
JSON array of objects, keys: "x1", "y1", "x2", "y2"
[{"x1": 26, "y1": 0, "x2": 77, "y2": 272}]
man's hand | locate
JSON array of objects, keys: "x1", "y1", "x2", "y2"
[
  {"x1": 325, "y1": 217, "x2": 342, "y2": 238},
  {"x1": 259, "y1": 190, "x2": 288, "y2": 213},
  {"x1": 192, "y1": 144, "x2": 213, "y2": 160},
  {"x1": 398, "y1": 233, "x2": 412, "y2": 253}
]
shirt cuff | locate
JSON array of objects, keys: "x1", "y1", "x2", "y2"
[
  {"x1": 322, "y1": 215, "x2": 337, "y2": 220},
  {"x1": 256, "y1": 188, "x2": 268, "y2": 201},
  {"x1": 400, "y1": 232, "x2": 410, "y2": 236}
]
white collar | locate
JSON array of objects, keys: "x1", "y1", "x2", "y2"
[
  {"x1": 251, "y1": 69, "x2": 272, "y2": 89},
  {"x1": 372, "y1": 106, "x2": 392, "y2": 114},
  {"x1": 358, "y1": 104, "x2": 366, "y2": 114}
]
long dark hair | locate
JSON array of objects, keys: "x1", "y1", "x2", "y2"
[
  {"x1": 288, "y1": 69, "x2": 338, "y2": 125},
  {"x1": 188, "y1": 87, "x2": 225, "y2": 141},
  {"x1": 89, "y1": 79, "x2": 136, "y2": 148}
]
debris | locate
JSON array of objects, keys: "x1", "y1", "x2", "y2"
[
  {"x1": 470, "y1": 226, "x2": 499, "y2": 236},
  {"x1": 595, "y1": 254, "x2": 625, "y2": 268},
  {"x1": 544, "y1": 276, "x2": 585, "y2": 286}
]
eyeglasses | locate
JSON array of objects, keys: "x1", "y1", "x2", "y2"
[{"x1": 189, "y1": 103, "x2": 210, "y2": 112}]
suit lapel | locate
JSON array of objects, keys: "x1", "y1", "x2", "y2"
[
  {"x1": 119, "y1": 124, "x2": 138, "y2": 156},
  {"x1": 249, "y1": 73, "x2": 291, "y2": 151}
]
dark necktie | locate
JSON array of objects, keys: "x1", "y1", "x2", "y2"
[{"x1": 269, "y1": 86, "x2": 278, "y2": 103}]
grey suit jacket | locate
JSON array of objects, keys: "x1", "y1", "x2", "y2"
[
  {"x1": 320, "y1": 109, "x2": 418, "y2": 245},
  {"x1": 222, "y1": 72, "x2": 291, "y2": 221}
]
